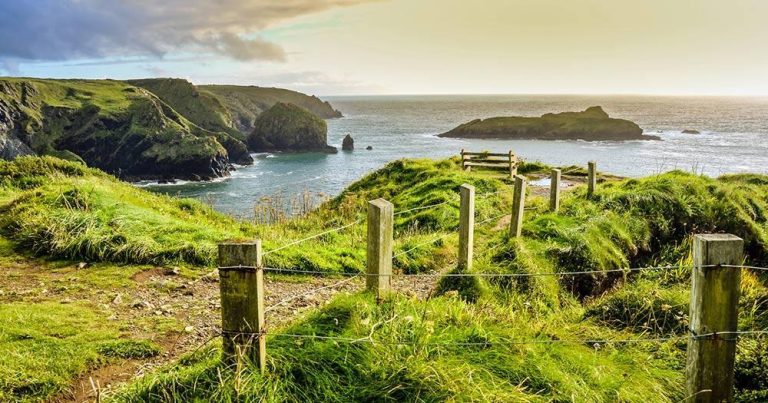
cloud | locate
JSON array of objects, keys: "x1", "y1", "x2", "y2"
[{"x1": 0, "y1": 0, "x2": 371, "y2": 64}]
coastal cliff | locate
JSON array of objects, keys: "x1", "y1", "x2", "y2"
[
  {"x1": 200, "y1": 84, "x2": 342, "y2": 134},
  {"x1": 0, "y1": 78, "x2": 233, "y2": 180},
  {"x1": 0, "y1": 77, "x2": 345, "y2": 180},
  {"x1": 439, "y1": 106, "x2": 658, "y2": 141},
  {"x1": 247, "y1": 102, "x2": 337, "y2": 153}
]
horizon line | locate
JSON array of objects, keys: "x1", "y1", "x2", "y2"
[
  {"x1": 316, "y1": 91, "x2": 768, "y2": 98},
  {"x1": 3, "y1": 74, "x2": 768, "y2": 98}
]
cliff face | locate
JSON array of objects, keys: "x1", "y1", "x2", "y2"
[
  {"x1": 127, "y1": 78, "x2": 253, "y2": 165},
  {"x1": 0, "y1": 78, "x2": 230, "y2": 180},
  {"x1": 247, "y1": 103, "x2": 336, "y2": 153},
  {"x1": 439, "y1": 106, "x2": 658, "y2": 141},
  {"x1": 200, "y1": 85, "x2": 342, "y2": 134}
]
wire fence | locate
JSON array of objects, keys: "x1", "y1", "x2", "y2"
[
  {"x1": 205, "y1": 167, "x2": 768, "y2": 398},
  {"x1": 263, "y1": 218, "x2": 362, "y2": 255},
  {"x1": 218, "y1": 263, "x2": 768, "y2": 279},
  {"x1": 268, "y1": 329, "x2": 768, "y2": 346}
]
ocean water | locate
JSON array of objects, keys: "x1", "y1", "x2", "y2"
[{"x1": 145, "y1": 94, "x2": 768, "y2": 216}]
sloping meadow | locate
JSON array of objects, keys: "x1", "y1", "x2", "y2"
[{"x1": 110, "y1": 163, "x2": 768, "y2": 401}]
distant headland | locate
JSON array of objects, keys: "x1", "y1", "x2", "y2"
[
  {"x1": 0, "y1": 77, "x2": 342, "y2": 181},
  {"x1": 438, "y1": 106, "x2": 659, "y2": 141}
]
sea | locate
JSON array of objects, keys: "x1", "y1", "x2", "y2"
[{"x1": 142, "y1": 94, "x2": 768, "y2": 217}]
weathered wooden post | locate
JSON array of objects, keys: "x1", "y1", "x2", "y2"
[
  {"x1": 367, "y1": 198, "x2": 393, "y2": 299},
  {"x1": 458, "y1": 184, "x2": 475, "y2": 271},
  {"x1": 218, "y1": 241, "x2": 266, "y2": 372},
  {"x1": 686, "y1": 234, "x2": 743, "y2": 402},
  {"x1": 461, "y1": 149, "x2": 469, "y2": 171},
  {"x1": 587, "y1": 161, "x2": 597, "y2": 197},
  {"x1": 509, "y1": 175, "x2": 526, "y2": 237},
  {"x1": 508, "y1": 151, "x2": 517, "y2": 179},
  {"x1": 550, "y1": 169, "x2": 561, "y2": 212}
]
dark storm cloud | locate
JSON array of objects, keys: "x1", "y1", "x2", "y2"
[{"x1": 0, "y1": 0, "x2": 370, "y2": 64}]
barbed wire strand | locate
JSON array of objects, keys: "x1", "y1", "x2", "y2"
[
  {"x1": 393, "y1": 233, "x2": 454, "y2": 258},
  {"x1": 264, "y1": 219, "x2": 362, "y2": 255},
  {"x1": 248, "y1": 264, "x2": 698, "y2": 278},
  {"x1": 265, "y1": 275, "x2": 361, "y2": 313},
  {"x1": 476, "y1": 213, "x2": 507, "y2": 226},
  {"x1": 268, "y1": 329, "x2": 768, "y2": 346},
  {"x1": 394, "y1": 201, "x2": 451, "y2": 216},
  {"x1": 721, "y1": 264, "x2": 768, "y2": 271}
]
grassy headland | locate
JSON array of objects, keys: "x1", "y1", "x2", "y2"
[{"x1": 1, "y1": 156, "x2": 768, "y2": 401}]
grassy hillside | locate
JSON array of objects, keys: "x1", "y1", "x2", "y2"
[
  {"x1": 200, "y1": 85, "x2": 342, "y2": 134},
  {"x1": 0, "y1": 157, "x2": 254, "y2": 265},
  {"x1": 2, "y1": 156, "x2": 767, "y2": 401},
  {"x1": 111, "y1": 162, "x2": 768, "y2": 401},
  {"x1": 0, "y1": 157, "x2": 514, "y2": 273},
  {"x1": 0, "y1": 78, "x2": 233, "y2": 180}
]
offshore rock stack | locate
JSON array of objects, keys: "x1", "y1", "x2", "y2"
[{"x1": 342, "y1": 134, "x2": 354, "y2": 151}]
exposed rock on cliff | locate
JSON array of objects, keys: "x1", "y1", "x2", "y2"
[
  {"x1": 0, "y1": 78, "x2": 230, "y2": 180},
  {"x1": 439, "y1": 106, "x2": 658, "y2": 141},
  {"x1": 127, "y1": 78, "x2": 253, "y2": 165},
  {"x1": 247, "y1": 103, "x2": 337, "y2": 153},
  {"x1": 342, "y1": 134, "x2": 354, "y2": 151}
]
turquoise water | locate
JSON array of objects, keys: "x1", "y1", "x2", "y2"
[{"x1": 144, "y1": 94, "x2": 768, "y2": 216}]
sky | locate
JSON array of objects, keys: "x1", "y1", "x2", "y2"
[{"x1": 1, "y1": 0, "x2": 767, "y2": 96}]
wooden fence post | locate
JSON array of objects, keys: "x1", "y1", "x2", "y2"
[
  {"x1": 550, "y1": 169, "x2": 561, "y2": 212},
  {"x1": 458, "y1": 184, "x2": 475, "y2": 271},
  {"x1": 218, "y1": 241, "x2": 266, "y2": 372},
  {"x1": 461, "y1": 149, "x2": 469, "y2": 171},
  {"x1": 509, "y1": 175, "x2": 526, "y2": 237},
  {"x1": 367, "y1": 198, "x2": 393, "y2": 299},
  {"x1": 686, "y1": 234, "x2": 743, "y2": 402},
  {"x1": 587, "y1": 161, "x2": 597, "y2": 197},
  {"x1": 508, "y1": 151, "x2": 517, "y2": 179}
]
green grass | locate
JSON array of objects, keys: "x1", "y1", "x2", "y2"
[
  {"x1": 111, "y1": 292, "x2": 685, "y2": 402},
  {"x1": 3, "y1": 155, "x2": 768, "y2": 401},
  {"x1": 109, "y1": 159, "x2": 768, "y2": 402},
  {"x1": 0, "y1": 301, "x2": 156, "y2": 402},
  {"x1": 0, "y1": 157, "x2": 522, "y2": 271},
  {"x1": 0, "y1": 157, "x2": 254, "y2": 265}
]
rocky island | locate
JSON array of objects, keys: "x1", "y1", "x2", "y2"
[
  {"x1": 247, "y1": 102, "x2": 337, "y2": 153},
  {"x1": 439, "y1": 106, "x2": 659, "y2": 141}
]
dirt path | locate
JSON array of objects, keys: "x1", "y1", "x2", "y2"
[{"x1": 41, "y1": 264, "x2": 440, "y2": 402}]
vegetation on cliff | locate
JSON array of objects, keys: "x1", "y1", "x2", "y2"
[
  {"x1": 439, "y1": 106, "x2": 658, "y2": 141},
  {"x1": 1, "y1": 77, "x2": 345, "y2": 179},
  {"x1": 126, "y1": 78, "x2": 253, "y2": 165},
  {"x1": 247, "y1": 102, "x2": 337, "y2": 153},
  {"x1": 201, "y1": 85, "x2": 342, "y2": 134},
  {"x1": 0, "y1": 78, "x2": 232, "y2": 180}
]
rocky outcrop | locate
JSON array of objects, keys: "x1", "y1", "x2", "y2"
[
  {"x1": 0, "y1": 78, "x2": 231, "y2": 181},
  {"x1": 439, "y1": 106, "x2": 658, "y2": 141},
  {"x1": 247, "y1": 103, "x2": 337, "y2": 153},
  {"x1": 682, "y1": 129, "x2": 701, "y2": 134},
  {"x1": 342, "y1": 134, "x2": 354, "y2": 151},
  {"x1": 0, "y1": 101, "x2": 35, "y2": 159}
]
